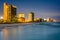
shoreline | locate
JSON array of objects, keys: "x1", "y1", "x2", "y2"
[
  {"x1": 0, "y1": 22, "x2": 59, "y2": 24},
  {"x1": 0, "y1": 22, "x2": 60, "y2": 29}
]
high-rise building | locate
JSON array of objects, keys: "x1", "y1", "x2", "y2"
[
  {"x1": 3, "y1": 2, "x2": 16, "y2": 23},
  {"x1": 28, "y1": 12, "x2": 34, "y2": 22},
  {"x1": 18, "y1": 13, "x2": 25, "y2": 22}
]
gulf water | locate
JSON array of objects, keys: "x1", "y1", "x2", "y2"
[{"x1": 0, "y1": 22, "x2": 60, "y2": 40}]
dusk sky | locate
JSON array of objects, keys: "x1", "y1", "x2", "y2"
[{"x1": 0, "y1": 0, "x2": 60, "y2": 20}]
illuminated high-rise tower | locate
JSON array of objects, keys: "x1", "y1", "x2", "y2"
[
  {"x1": 28, "y1": 12, "x2": 34, "y2": 22},
  {"x1": 3, "y1": 2, "x2": 16, "y2": 23},
  {"x1": 18, "y1": 13, "x2": 25, "y2": 22}
]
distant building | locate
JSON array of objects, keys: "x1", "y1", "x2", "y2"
[
  {"x1": 18, "y1": 13, "x2": 24, "y2": 18},
  {"x1": 18, "y1": 13, "x2": 25, "y2": 22},
  {"x1": 18, "y1": 17, "x2": 25, "y2": 22},
  {"x1": 3, "y1": 2, "x2": 16, "y2": 23},
  {"x1": 43, "y1": 18, "x2": 47, "y2": 22},
  {"x1": 47, "y1": 18, "x2": 53, "y2": 22},
  {"x1": 34, "y1": 18, "x2": 42, "y2": 22},
  {"x1": 28, "y1": 12, "x2": 34, "y2": 22},
  {"x1": 53, "y1": 19, "x2": 57, "y2": 22},
  {"x1": 0, "y1": 19, "x2": 3, "y2": 23}
]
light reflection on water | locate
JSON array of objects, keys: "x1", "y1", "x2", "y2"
[{"x1": 0, "y1": 22, "x2": 60, "y2": 40}]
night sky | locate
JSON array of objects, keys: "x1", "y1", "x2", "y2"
[{"x1": 0, "y1": 0, "x2": 60, "y2": 20}]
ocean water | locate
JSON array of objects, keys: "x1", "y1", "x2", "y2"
[{"x1": 0, "y1": 22, "x2": 60, "y2": 40}]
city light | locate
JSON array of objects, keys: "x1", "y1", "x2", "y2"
[
  {"x1": 0, "y1": 17, "x2": 3, "y2": 19},
  {"x1": 0, "y1": 2, "x2": 55, "y2": 23}
]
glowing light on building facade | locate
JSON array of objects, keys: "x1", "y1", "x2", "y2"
[
  {"x1": 28, "y1": 12, "x2": 34, "y2": 22},
  {"x1": 3, "y1": 2, "x2": 16, "y2": 23},
  {"x1": 47, "y1": 18, "x2": 53, "y2": 22},
  {"x1": 18, "y1": 13, "x2": 25, "y2": 22},
  {"x1": 34, "y1": 18, "x2": 42, "y2": 22},
  {"x1": 18, "y1": 13, "x2": 24, "y2": 18}
]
